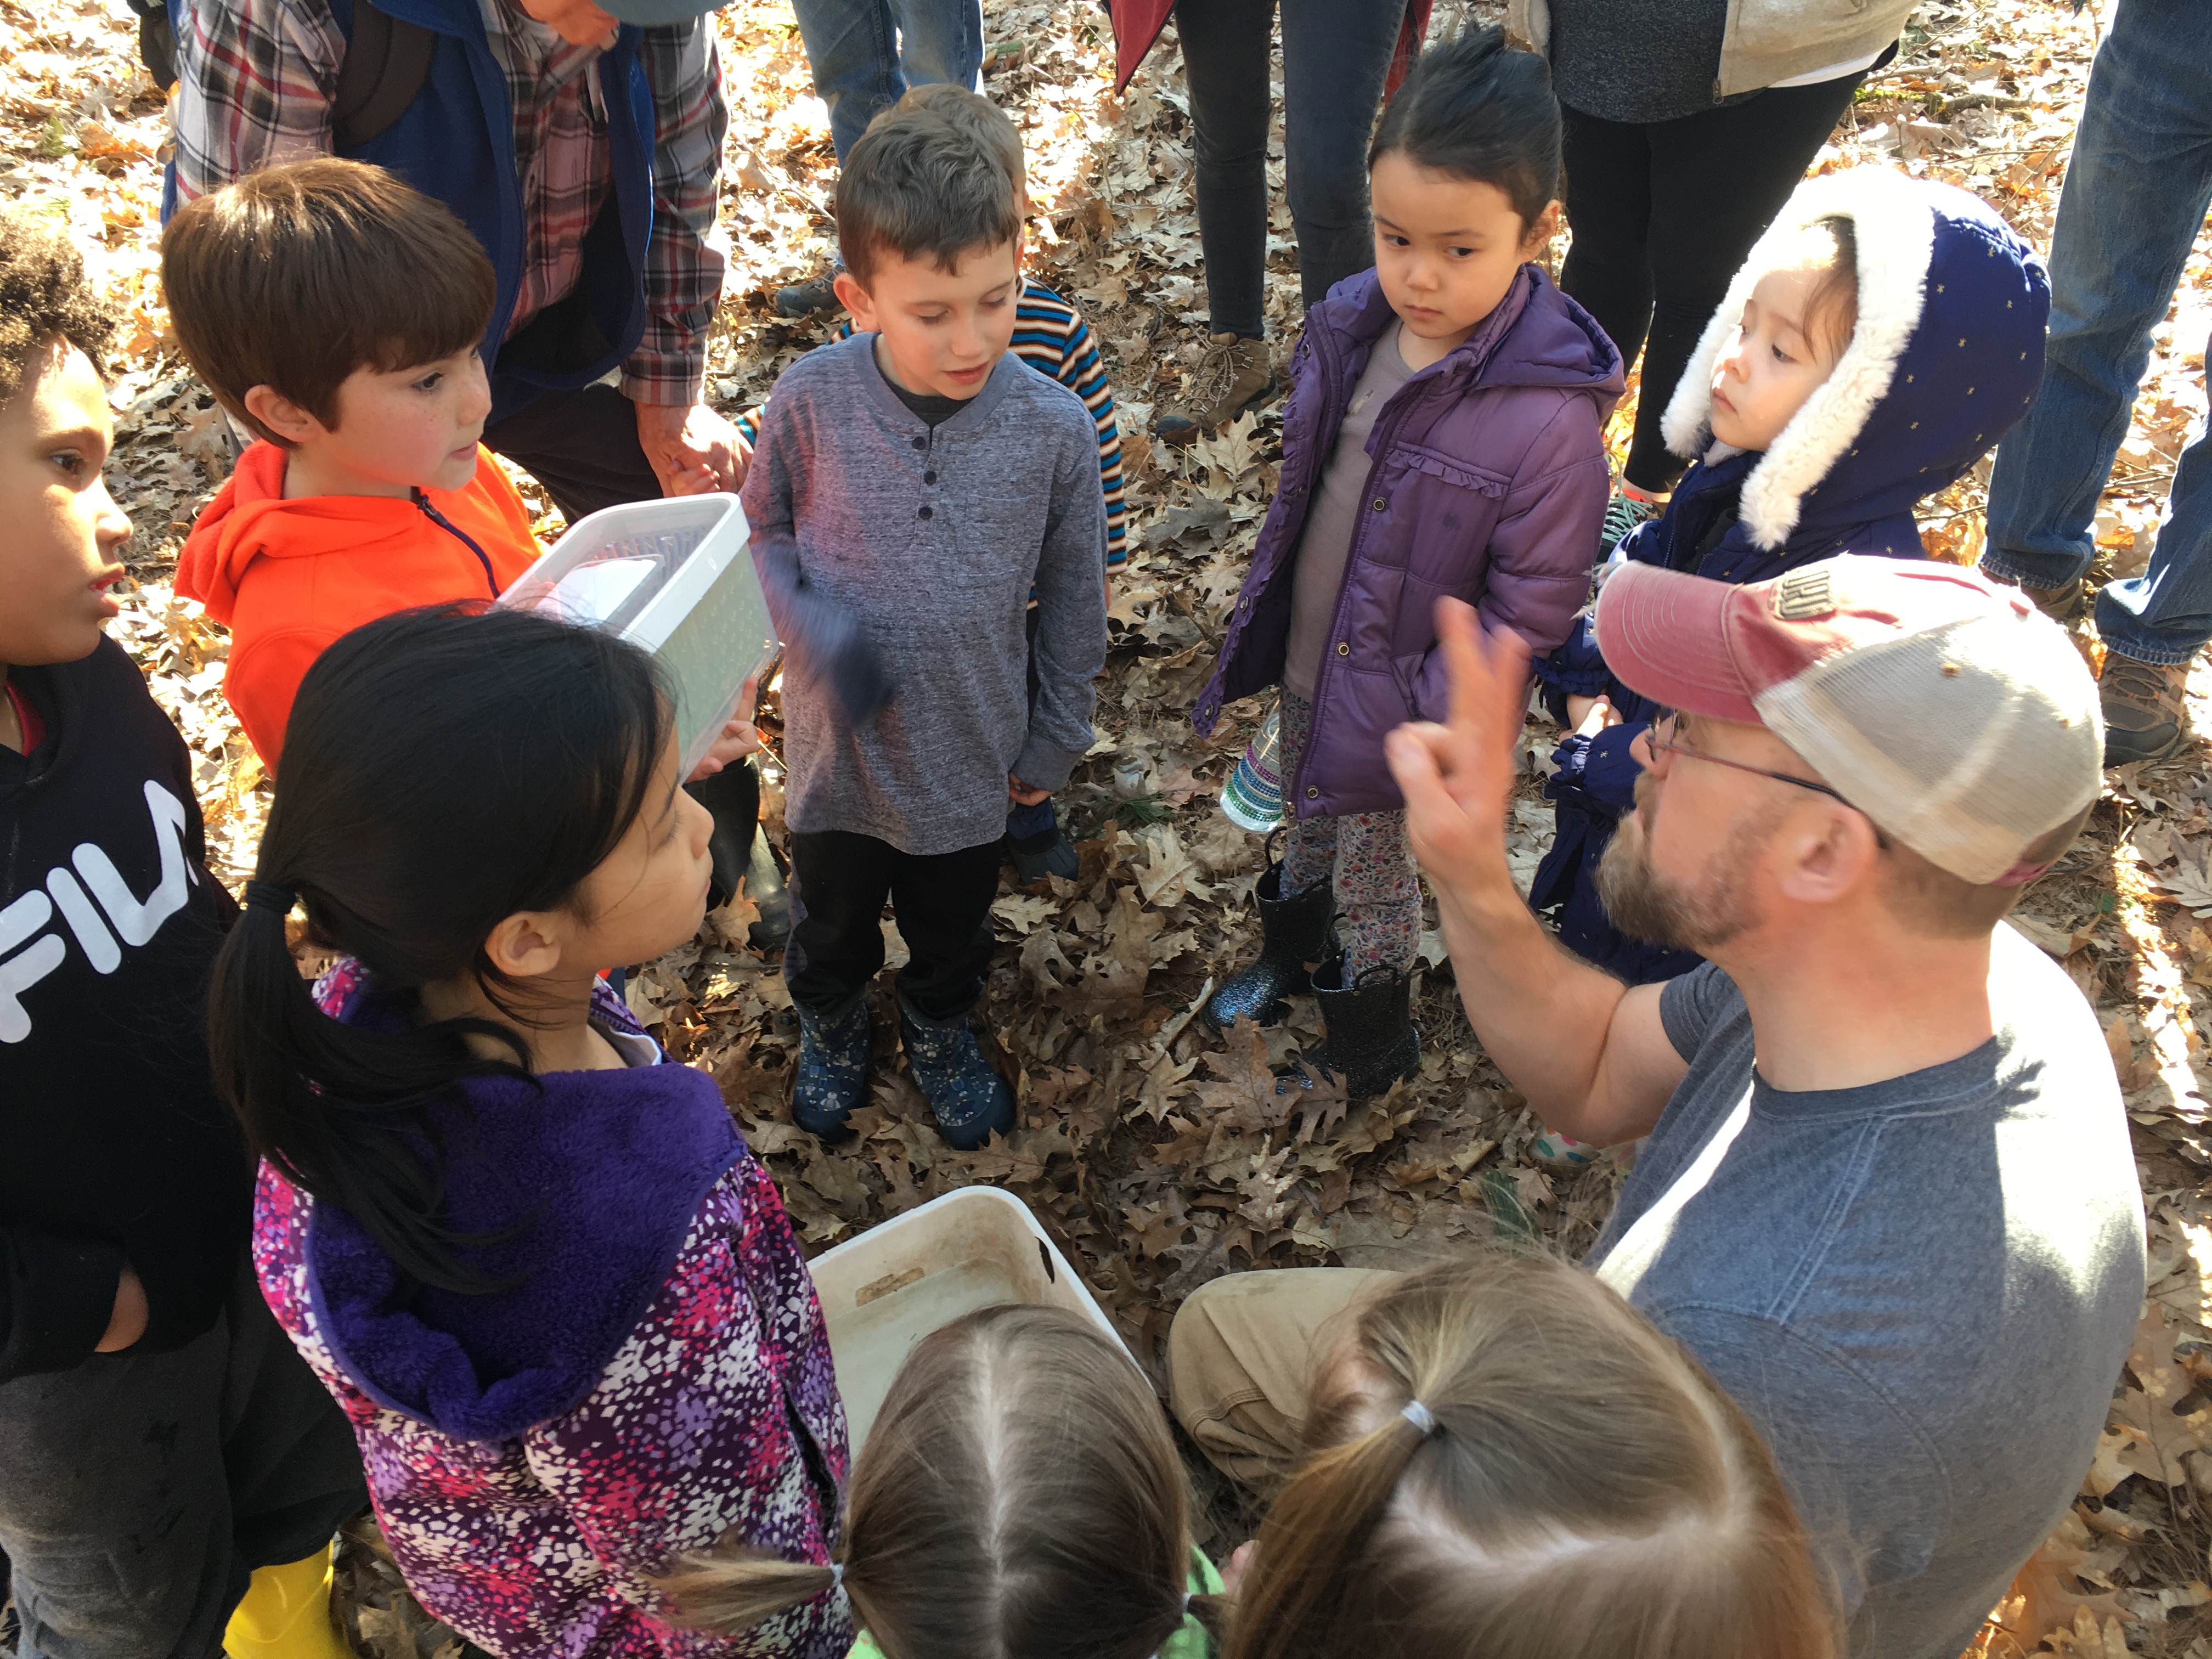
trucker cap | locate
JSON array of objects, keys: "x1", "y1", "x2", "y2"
[{"x1": 1592, "y1": 556, "x2": 2103, "y2": 885}]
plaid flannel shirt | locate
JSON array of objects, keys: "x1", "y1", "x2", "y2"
[{"x1": 172, "y1": 0, "x2": 727, "y2": 405}]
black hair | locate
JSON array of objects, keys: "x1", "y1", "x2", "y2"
[
  {"x1": 1368, "y1": 26, "x2": 1562, "y2": 232},
  {"x1": 206, "y1": 604, "x2": 673, "y2": 1293},
  {"x1": 0, "y1": 206, "x2": 116, "y2": 404}
]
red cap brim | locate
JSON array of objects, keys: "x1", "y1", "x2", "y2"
[{"x1": 1592, "y1": 562, "x2": 1765, "y2": 725}]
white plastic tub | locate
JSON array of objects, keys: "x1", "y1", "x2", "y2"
[
  {"x1": 495, "y1": 495, "x2": 777, "y2": 781},
  {"x1": 811, "y1": 1186, "x2": 1130, "y2": 1450}
]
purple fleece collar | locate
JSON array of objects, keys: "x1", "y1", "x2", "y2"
[{"x1": 305, "y1": 981, "x2": 747, "y2": 1442}]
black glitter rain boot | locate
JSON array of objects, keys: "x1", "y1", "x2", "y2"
[
  {"x1": 1204, "y1": 850, "x2": 1338, "y2": 1031},
  {"x1": 1276, "y1": 956, "x2": 1421, "y2": 1101}
]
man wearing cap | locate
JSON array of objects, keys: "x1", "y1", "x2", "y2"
[
  {"x1": 168, "y1": 0, "x2": 742, "y2": 521},
  {"x1": 1167, "y1": 558, "x2": 2143, "y2": 1658}
]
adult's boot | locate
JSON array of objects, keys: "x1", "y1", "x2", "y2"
[
  {"x1": 1154, "y1": 334, "x2": 1275, "y2": 447},
  {"x1": 1276, "y1": 957, "x2": 1420, "y2": 1101},
  {"x1": 898, "y1": 995, "x2": 1015, "y2": 1150},
  {"x1": 793, "y1": 993, "x2": 872, "y2": 1143},
  {"x1": 1204, "y1": 858, "x2": 1337, "y2": 1031}
]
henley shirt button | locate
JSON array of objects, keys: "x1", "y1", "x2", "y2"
[
  {"x1": 918, "y1": 505, "x2": 934, "y2": 520},
  {"x1": 912, "y1": 436, "x2": 927, "y2": 450},
  {"x1": 924, "y1": 471, "x2": 937, "y2": 484}
]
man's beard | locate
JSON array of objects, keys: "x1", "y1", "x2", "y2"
[{"x1": 1595, "y1": 778, "x2": 1771, "y2": 954}]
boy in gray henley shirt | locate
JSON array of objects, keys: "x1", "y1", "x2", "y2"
[{"x1": 742, "y1": 89, "x2": 1107, "y2": 1149}]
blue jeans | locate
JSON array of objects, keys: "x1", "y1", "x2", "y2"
[
  {"x1": 1980, "y1": 0, "x2": 2212, "y2": 665},
  {"x1": 790, "y1": 0, "x2": 983, "y2": 163}
]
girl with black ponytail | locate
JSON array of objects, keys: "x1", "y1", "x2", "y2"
[{"x1": 208, "y1": 603, "x2": 850, "y2": 1659}]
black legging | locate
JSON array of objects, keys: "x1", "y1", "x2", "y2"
[
  {"x1": 1175, "y1": 0, "x2": 1409, "y2": 340},
  {"x1": 1560, "y1": 73, "x2": 1867, "y2": 493}
]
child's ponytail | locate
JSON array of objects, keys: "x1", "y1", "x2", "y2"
[
  {"x1": 1221, "y1": 1255, "x2": 1840, "y2": 1659},
  {"x1": 1369, "y1": 24, "x2": 1562, "y2": 232},
  {"x1": 656, "y1": 1550, "x2": 843, "y2": 1637},
  {"x1": 1220, "y1": 1402, "x2": 1429, "y2": 1659},
  {"x1": 203, "y1": 603, "x2": 670, "y2": 1294}
]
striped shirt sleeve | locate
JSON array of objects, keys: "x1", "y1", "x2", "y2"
[{"x1": 733, "y1": 279, "x2": 1128, "y2": 567}]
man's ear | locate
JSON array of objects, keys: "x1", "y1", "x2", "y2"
[
  {"x1": 833, "y1": 269, "x2": 878, "y2": 332},
  {"x1": 241, "y1": 385, "x2": 324, "y2": 447},
  {"x1": 1522, "y1": 199, "x2": 1564, "y2": 259},
  {"x1": 1773, "y1": 804, "x2": 1883, "y2": 907},
  {"x1": 481, "y1": 909, "x2": 568, "y2": 982}
]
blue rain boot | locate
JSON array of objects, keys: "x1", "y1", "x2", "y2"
[
  {"x1": 793, "y1": 993, "x2": 872, "y2": 1143},
  {"x1": 897, "y1": 995, "x2": 1015, "y2": 1150}
]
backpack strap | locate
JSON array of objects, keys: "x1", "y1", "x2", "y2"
[{"x1": 331, "y1": 0, "x2": 436, "y2": 150}]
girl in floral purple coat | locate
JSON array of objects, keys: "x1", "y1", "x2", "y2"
[
  {"x1": 1194, "y1": 29, "x2": 1621, "y2": 1099},
  {"x1": 205, "y1": 605, "x2": 850, "y2": 1659}
]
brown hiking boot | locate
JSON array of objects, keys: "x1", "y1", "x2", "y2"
[
  {"x1": 2099, "y1": 650, "x2": 2193, "y2": 766},
  {"x1": 1155, "y1": 332, "x2": 1275, "y2": 446},
  {"x1": 2021, "y1": 577, "x2": 2087, "y2": 623}
]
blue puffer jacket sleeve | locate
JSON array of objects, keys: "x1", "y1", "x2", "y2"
[{"x1": 1546, "y1": 721, "x2": 1647, "y2": 820}]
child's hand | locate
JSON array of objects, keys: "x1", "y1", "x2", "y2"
[
  {"x1": 686, "y1": 678, "x2": 763, "y2": 781},
  {"x1": 1568, "y1": 694, "x2": 1619, "y2": 736},
  {"x1": 1008, "y1": 772, "x2": 1050, "y2": 806},
  {"x1": 1221, "y1": 1541, "x2": 1256, "y2": 1598},
  {"x1": 636, "y1": 400, "x2": 748, "y2": 496}
]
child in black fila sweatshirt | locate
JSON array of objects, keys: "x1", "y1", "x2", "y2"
[{"x1": 0, "y1": 210, "x2": 362, "y2": 1659}]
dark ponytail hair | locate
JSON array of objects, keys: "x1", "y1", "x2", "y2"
[
  {"x1": 1368, "y1": 25, "x2": 1562, "y2": 232},
  {"x1": 206, "y1": 603, "x2": 672, "y2": 1293}
]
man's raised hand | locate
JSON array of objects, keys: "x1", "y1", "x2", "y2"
[{"x1": 1384, "y1": 597, "x2": 1532, "y2": 889}]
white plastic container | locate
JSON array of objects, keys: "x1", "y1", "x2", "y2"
[
  {"x1": 495, "y1": 496, "x2": 777, "y2": 781},
  {"x1": 810, "y1": 1186, "x2": 1130, "y2": 1451}
]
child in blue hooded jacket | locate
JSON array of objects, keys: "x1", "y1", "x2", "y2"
[{"x1": 1531, "y1": 168, "x2": 2051, "y2": 986}]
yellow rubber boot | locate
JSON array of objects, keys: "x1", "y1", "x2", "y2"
[{"x1": 224, "y1": 1542, "x2": 353, "y2": 1659}]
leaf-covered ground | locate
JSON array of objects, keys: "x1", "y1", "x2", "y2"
[{"x1": 9, "y1": 0, "x2": 2212, "y2": 1651}]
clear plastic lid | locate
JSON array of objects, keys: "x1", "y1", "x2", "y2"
[{"x1": 495, "y1": 495, "x2": 778, "y2": 780}]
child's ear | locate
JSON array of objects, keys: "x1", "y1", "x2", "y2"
[
  {"x1": 242, "y1": 384, "x2": 324, "y2": 446},
  {"x1": 833, "y1": 269, "x2": 878, "y2": 331},
  {"x1": 481, "y1": 910, "x2": 567, "y2": 981},
  {"x1": 1523, "y1": 200, "x2": 1564, "y2": 258}
]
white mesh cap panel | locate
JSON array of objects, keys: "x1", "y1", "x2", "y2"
[{"x1": 1753, "y1": 607, "x2": 2103, "y2": 884}]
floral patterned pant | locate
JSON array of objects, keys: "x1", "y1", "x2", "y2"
[{"x1": 1277, "y1": 689, "x2": 1421, "y2": 979}]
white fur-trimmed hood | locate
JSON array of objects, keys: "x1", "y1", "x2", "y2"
[{"x1": 1659, "y1": 168, "x2": 2047, "y2": 552}]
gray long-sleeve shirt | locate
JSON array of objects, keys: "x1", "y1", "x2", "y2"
[{"x1": 742, "y1": 334, "x2": 1108, "y2": 855}]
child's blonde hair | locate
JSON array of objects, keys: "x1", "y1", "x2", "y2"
[
  {"x1": 1225, "y1": 1254, "x2": 1839, "y2": 1659},
  {"x1": 662, "y1": 1304, "x2": 1205, "y2": 1659}
]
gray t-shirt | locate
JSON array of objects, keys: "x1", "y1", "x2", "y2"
[
  {"x1": 1589, "y1": 927, "x2": 2143, "y2": 1659},
  {"x1": 1283, "y1": 328, "x2": 1415, "y2": 703}
]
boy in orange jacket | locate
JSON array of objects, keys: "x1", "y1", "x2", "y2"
[{"x1": 167, "y1": 160, "x2": 540, "y2": 769}]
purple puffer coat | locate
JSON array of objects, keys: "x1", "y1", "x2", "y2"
[{"x1": 1193, "y1": 265, "x2": 1623, "y2": 819}]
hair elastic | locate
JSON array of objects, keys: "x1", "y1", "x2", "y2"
[
  {"x1": 244, "y1": 880, "x2": 297, "y2": 915},
  {"x1": 1400, "y1": 1398, "x2": 1440, "y2": 1436},
  {"x1": 829, "y1": 1562, "x2": 844, "y2": 1590}
]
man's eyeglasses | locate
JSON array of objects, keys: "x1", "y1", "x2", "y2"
[{"x1": 1644, "y1": 709, "x2": 1888, "y2": 847}]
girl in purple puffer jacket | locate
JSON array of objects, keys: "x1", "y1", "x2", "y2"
[
  {"x1": 1193, "y1": 27, "x2": 1622, "y2": 1098},
  {"x1": 205, "y1": 606, "x2": 849, "y2": 1659}
]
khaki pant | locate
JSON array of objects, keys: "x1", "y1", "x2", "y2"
[{"x1": 1166, "y1": 1267, "x2": 1398, "y2": 1492}]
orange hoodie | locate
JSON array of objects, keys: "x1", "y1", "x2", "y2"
[{"x1": 177, "y1": 441, "x2": 543, "y2": 768}]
